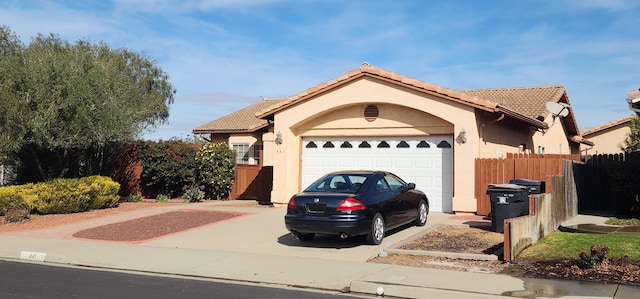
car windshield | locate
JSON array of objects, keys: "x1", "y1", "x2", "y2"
[{"x1": 304, "y1": 173, "x2": 369, "y2": 193}]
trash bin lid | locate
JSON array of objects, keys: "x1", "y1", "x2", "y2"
[
  {"x1": 488, "y1": 183, "x2": 528, "y2": 190},
  {"x1": 509, "y1": 179, "x2": 542, "y2": 185}
]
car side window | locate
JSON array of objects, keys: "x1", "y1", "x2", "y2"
[
  {"x1": 384, "y1": 174, "x2": 406, "y2": 190},
  {"x1": 375, "y1": 178, "x2": 390, "y2": 191}
]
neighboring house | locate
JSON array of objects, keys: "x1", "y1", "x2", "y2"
[
  {"x1": 193, "y1": 63, "x2": 593, "y2": 214},
  {"x1": 580, "y1": 115, "x2": 636, "y2": 155}
]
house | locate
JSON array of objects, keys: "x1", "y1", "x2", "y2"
[
  {"x1": 580, "y1": 115, "x2": 636, "y2": 154},
  {"x1": 193, "y1": 63, "x2": 593, "y2": 214}
]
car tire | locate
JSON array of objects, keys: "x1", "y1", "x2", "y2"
[
  {"x1": 367, "y1": 213, "x2": 385, "y2": 245},
  {"x1": 296, "y1": 233, "x2": 315, "y2": 241},
  {"x1": 415, "y1": 199, "x2": 428, "y2": 226}
]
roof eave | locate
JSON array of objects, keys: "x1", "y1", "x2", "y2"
[
  {"x1": 193, "y1": 122, "x2": 270, "y2": 135},
  {"x1": 496, "y1": 105, "x2": 548, "y2": 129},
  {"x1": 570, "y1": 135, "x2": 595, "y2": 146},
  {"x1": 256, "y1": 67, "x2": 499, "y2": 119}
]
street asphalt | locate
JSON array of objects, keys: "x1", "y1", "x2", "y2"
[{"x1": 0, "y1": 200, "x2": 637, "y2": 299}]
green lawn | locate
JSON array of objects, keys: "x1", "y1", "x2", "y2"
[{"x1": 517, "y1": 232, "x2": 640, "y2": 261}]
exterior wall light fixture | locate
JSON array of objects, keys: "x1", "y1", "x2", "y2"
[
  {"x1": 458, "y1": 128, "x2": 467, "y2": 144},
  {"x1": 275, "y1": 131, "x2": 283, "y2": 145}
]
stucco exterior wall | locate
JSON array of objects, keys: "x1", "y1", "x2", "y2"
[
  {"x1": 583, "y1": 124, "x2": 630, "y2": 154},
  {"x1": 477, "y1": 113, "x2": 572, "y2": 158},
  {"x1": 532, "y1": 114, "x2": 573, "y2": 155},
  {"x1": 268, "y1": 77, "x2": 479, "y2": 213}
]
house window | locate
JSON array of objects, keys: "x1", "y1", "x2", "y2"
[
  {"x1": 322, "y1": 141, "x2": 335, "y2": 148},
  {"x1": 377, "y1": 141, "x2": 390, "y2": 148},
  {"x1": 397, "y1": 141, "x2": 410, "y2": 148},
  {"x1": 340, "y1": 141, "x2": 353, "y2": 148},
  {"x1": 232, "y1": 144, "x2": 250, "y2": 164},
  {"x1": 437, "y1": 141, "x2": 452, "y2": 148},
  {"x1": 253, "y1": 144, "x2": 263, "y2": 165},
  {"x1": 417, "y1": 141, "x2": 430, "y2": 148},
  {"x1": 306, "y1": 141, "x2": 317, "y2": 148},
  {"x1": 358, "y1": 141, "x2": 371, "y2": 148}
]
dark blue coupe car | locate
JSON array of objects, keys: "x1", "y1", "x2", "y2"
[{"x1": 284, "y1": 170, "x2": 429, "y2": 245}]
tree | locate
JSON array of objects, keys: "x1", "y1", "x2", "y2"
[
  {"x1": 0, "y1": 26, "x2": 27, "y2": 163},
  {"x1": 621, "y1": 116, "x2": 640, "y2": 153},
  {"x1": 0, "y1": 26, "x2": 175, "y2": 181}
]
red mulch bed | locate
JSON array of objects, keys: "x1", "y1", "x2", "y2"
[{"x1": 72, "y1": 210, "x2": 244, "y2": 242}]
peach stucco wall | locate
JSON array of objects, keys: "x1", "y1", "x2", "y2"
[
  {"x1": 478, "y1": 112, "x2": 573, "y2": 158},
  {"x1": 583, "y1": 124, "x2": 631, "y2": 154}
]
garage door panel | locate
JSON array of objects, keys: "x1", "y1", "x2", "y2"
[
  {"x1": 356, "y1": 157, "x2": 373, "y2": 168},
  {"x1": 302, "y1": 137, "x2": 453, "y2": 212},
  {"x1": 338, "y1": 157, "x2": 355, "y2": 168},
  {"x1": 394, "y1": 157, "x2": 412, "y2": 169}
]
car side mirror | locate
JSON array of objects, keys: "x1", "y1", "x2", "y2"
[{"x1": 407, "y1": 183, "x2": 416, "y2": 190}]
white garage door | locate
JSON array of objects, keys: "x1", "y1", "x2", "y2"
[{"x1": 301, "y1": 137, "x2": 453, "y2": 213}]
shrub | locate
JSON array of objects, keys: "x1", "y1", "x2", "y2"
[
  {"x1": 577, "y1": 245, "x2": 610, "y2": 269},
  {"x1": 125, "y1": 194, "x2": 143, "y2": 202},
  {"x1": 139, "y1": 140, "x2": 199, "y2": 197},
  {"x1": 0, "y1": 176, "x2": 120, "y2": 215},
  {"x1": 156, "y1": 194, "x2": 169, "y2": 203},
  {"x1": 80, "y1": 175, "x2": 121, "y2": 209},
  {"x1": 182, "y1": 185, "x2": 205, "y2": 202},
  {"x1": 0, "y1": 186, "x2": 27, "y2": 216},
  {"x1": 195, "y1": 142, "x2": 235, "y2": 200}
]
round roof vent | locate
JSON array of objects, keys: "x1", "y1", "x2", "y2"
[{"x1": 364, "y1": 105, "x2": 379, "y2": 122}]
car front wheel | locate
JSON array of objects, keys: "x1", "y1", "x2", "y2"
[
  {"x1": 415, "y1": 199, "x2": 428, "y2": 226},
  {"x1": 367, "y1": 213, "x2": 385, "y2": 245}
]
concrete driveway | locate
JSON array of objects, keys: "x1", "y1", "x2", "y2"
[{"x1": 141, "y1": 200, "x2": 453, "y2": 262}]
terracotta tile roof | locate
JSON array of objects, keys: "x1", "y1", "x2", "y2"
[
  {"x1": 460, "y1": 86, "x2": 566, "y2": 121},
  {"x1": 460, "y1": 85, "x2": 593, "y2": 145},
  {"x1": 581, "y1": 114, "x2": 636, "y2": 137},
  {"x1": 255, "y1": 62, "x2": 500, "y2": 119},
  {"x1": 192, "y1": 99, "x2": 284, "y2": 134}
]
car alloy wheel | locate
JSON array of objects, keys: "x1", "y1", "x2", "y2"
[
  {"x1": 416, "y1": 200, "x2": 428, "y2": 226},
  {"x1": 368, "y1": 213, "x2": 385, "y2": 245}
]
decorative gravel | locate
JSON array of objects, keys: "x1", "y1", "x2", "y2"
[{"x1": 72, "y1": 210, "x2": 244, "y2": 242}]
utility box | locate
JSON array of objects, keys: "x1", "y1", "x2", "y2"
[
  {"x1": 509, "y1": 179, "x2": 546, "y2": 194},
  {"x1": 486, "y1": 184, "x2": 529, "y2": 233}
]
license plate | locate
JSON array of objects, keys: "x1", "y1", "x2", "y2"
[{"x1": 306, "y1": 203, "x2": 326, "y2": 213}]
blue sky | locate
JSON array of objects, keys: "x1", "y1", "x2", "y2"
[{"x1": 1, "y1": 0, "x2": 639, "y2": 140}]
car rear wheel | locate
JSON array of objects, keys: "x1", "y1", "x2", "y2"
[
  {"x1": 415, "y1": 200, "x2": 428, "y2": 226},
  {"x1": 296, "y1": 233, "x2": 315, "y2": 241},
  {"x1": 367, "y1": 213, "x2": 385, "y2": 245}
]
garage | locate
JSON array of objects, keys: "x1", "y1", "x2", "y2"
[{"x1": 301, "y1": 137, "x2": 453, "y2": 212}]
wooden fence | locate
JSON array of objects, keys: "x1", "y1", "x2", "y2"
[
  {"x1": 504, "y1": 164, "x2": 579, "y2": 261},
  {"x1": 229, "y1": 164, "x2": 273, "y2": 204},
  {"x1": 577, "y1": 152, "x2": 640, "y2": 214},
  {"x1": 474, "y1": 153, "x2": 580, "y2": 216}
]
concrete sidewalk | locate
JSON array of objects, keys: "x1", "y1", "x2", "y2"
[{"x1": 0, "y1": 201, "x2": 637, "y2": 298}]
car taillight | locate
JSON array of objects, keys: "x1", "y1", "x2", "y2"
[
  {"x1": 336, "y1": 197, "x2": 366, "y2": 211},
  {"x1": 287, "y1": 197, "x2": 298, "y2": 210}
]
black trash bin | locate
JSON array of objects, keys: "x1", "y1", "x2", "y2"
[
  {"x1": 486, "y1": 184, "x2": 529, "y2": 233},
  {"x1": 509, "y1": 179, "x2": 545, "y2": 215},
  {"x1": 509, "y1": 179, "x2": 545, "y2": 194}
]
